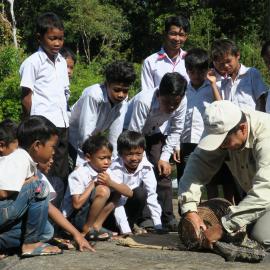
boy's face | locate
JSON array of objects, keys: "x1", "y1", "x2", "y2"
[
  {"x1": 187, "y1": 68, "x2": 208, "y2": 89},
  {"x1": 157, "y1": 94, "x2": 182, "y2": 114},
  {"x1": 38, "y1": 158, "x2": 54, "y2": 174},
  {"x1": 66, "y1": 56, "x2": 75, "y2": 79},
  {"x1": 121, "y1": 147, "x2": 144, "y2": 173},
  {"x1": 0, "y1": 139, "x2": 18, "y2": 156},
  {"x1": 31, "y1": 135, "x2": 58, "y2": 164},
  {"x1": 107, "y1": 82, "x2": 129, "y2": 104},
  {"x1": 213, "y1": 52, "x2": 240, "y2": 76},
  {"x1": 164, "y1": 25, "x2": 188, "y2": 52},
  {"x1": 86, "y1": 146, "x2": 112, "y2": 173},
  {"x1": 39, "y1": 27, "x2": 64, "y2": 59}
]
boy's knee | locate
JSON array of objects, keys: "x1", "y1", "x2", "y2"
[
  {"x1": 132, "y1": 187, "x2": 147, "y2": 202},
  {"x1": 95, "y1": 185, "x2": 110, "y2": 199}
]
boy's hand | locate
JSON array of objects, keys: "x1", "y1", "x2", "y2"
[
  {"x1": 97, "y1": 172, "x2": 111, "y2": 186},
  {"x1": 74, "y1": 233, "x2": 95, "y2": 252},
  {"x1": 207, "y1": 69, "x2": 217, "y2": 85},
  {"x1": 173, "y1": 149, "x2": 181, "y2": 163},
  {"x1": 185, "y1": 212, "x2": 207, "y2": 233},
  {"x1": 157, "y1": 160, "x2": 171, "y2": 177}
]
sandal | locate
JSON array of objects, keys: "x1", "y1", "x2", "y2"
[
  {"x1": 21, "y1": 243, "x2": 63, "y2": 258},
  {"x1": 132, "y1": 224, "x2": 148, "y2": 235},
  {"x1": 99, "y1": 227, "x2": 118, "y2": 237},
  {"x1": 84, "y1": 228, "x2": 110, "y2": 241},
  {"x1": 49, "y1": 238, "x2": 75, "y2": 250}
]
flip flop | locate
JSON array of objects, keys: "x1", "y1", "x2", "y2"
[
  {"x1": 99, "y1": 227, "x2": 118, "y2": 237},
  {"x1": 21, "y1": 243, "x2": 63, "y2": 258},
  {"x1": 84, "y1": 229, "x2": 110, "y2": 241}
]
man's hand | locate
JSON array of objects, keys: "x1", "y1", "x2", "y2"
[
  {"x1": 202, "y1": 224, "x2": 224, "y2": 249},
  {"x1": 157, "y1": 160, "x2": 171, "y2": 177},
  {"x1": 74, "y1": 233, "x2": 95, "y2": 252},
  {"x1": 173, "y1": 149, "x2": 181, "y2": 163},
  {"x1": 185, "y1": 212, "x2": 207, "y2": 232}
]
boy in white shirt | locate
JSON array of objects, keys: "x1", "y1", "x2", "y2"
[
  {"x1": 69, "y1": 61, "x2": 136, "y2": 166},
  {"x1": 20, "y1": 12, "x2": 70, "y2": 208},
  {"x1": 141, "y1": 15, "x2": 190, "y2": 91},
  {"x1": 211, "y1": 39, "x2": 268, "y2": 111},
  {"x1": 125, "y1": 72, "x2": 187, "y2": 231},
  {"x1": 62, "y1": 135, "x2": 132, "y2": 241},
  {"x1": 110, "y1": 131, "x2": 163, "y2": 234}
]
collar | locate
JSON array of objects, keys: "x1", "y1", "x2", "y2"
[
  {"x1": 157, "y1": 47, "x2": 185, "y2": 60},
  {"x1": 242, "y1": 110, "x2": 252, "y2": 149},
  {"x1": 38, "y1": 47, "x2": 61, "y2": 64},
  {"x1": 237, "y1": 64, "x2": 249, "y2": 77},
  {"x1": 188, "y1": 80, "x2": 211, "y2": 91},
  {"x1": 83, "y1": 162, "x2": 99, "y2": 177}
]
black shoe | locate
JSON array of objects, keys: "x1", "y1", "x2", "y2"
[{"x1": 139, "y1": 219, "x2": 154, "y2": 229}]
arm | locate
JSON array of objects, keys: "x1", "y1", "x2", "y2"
[
  {"x1": 21, "y1": 87, "x2": 32, "y2": 117},
  {"x1": 72, "y1": 181, "x2": 95, "y2": 210},
  {"x1": 48, "y1": 203, "x2": 95, "y2": 252},
  {"x1": 97, "y1": 172, "x2": 133, "y2": 198},
  {"x1": 207, "y1": 70, "x2": 222, "y2": 101},
  {"x1": 0, "y1": 190, "x2": 15, "y2": 199}
]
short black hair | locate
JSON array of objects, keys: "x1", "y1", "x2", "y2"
[
  {"x1": 261, "y1": 41, "x2": 270, "y2": 57},
  {"x1": 117, "y1": 131, "x2": 146, "y2": 155},
  {"x1": 82, "y1": 134, "x2": 113, "y2": 155},
  {"x1": 185, "y1": 48, "x2": 209, "y2": 71},
  {"x1": 36, "y1": 12, "x2": 64, "y2": 37},
  {"x1": 159, "y1": 72, "x2": 187, "y2": 97},
  {"x1": 60, "y1": 47, "x2": 76, "y2": 63},
  {"x1": 165, "y1": 15, "x2": 190, "y2": 33},
  {"x1": 211, "y1": 39, "x2": 239, "y2": 61},
  {"x1": 227, "y1": 112, "x2": 247, "y2": 136},
  {"x1": 0, "y1": 119, "x2": 18, "y2": 144},
  {"x1": 105, "y1": 61, "x2": 136, "y2": 86},
  {"x1": 17, "y1": 116, "x2": 58, "y2": 150}
]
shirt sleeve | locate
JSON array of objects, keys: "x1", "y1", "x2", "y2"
[
  {"x1": 160, "y1": 95, "x2": 187, "y2": 162},
  {"x1": 68, "y1": 169, "x2": 89, "y2": 195},
  {"x1": 107, "y1": 168, "x2": 123, "y2": 184},
  {"x1": 250, "y1": 68, "x2": 268, "y2": 100},
  {"x1": 141, "y1": 59, "x2": 155, "y2": 91},
  {"x1": 142, "y1": 168, "x2": 162, "y2": 226},
  {"x1": 222, "y1": 138, "x2": 270, "y2": 233},
  {"x1": 178, "y1": 147, "x2": 227, "y2": 214},
  {"x1": 19, "y1": 60, "x2": 37, "y2": 91}
]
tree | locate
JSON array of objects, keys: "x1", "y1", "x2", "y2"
[{"x1": 5, "y1": 0, "x2": 17, "y2": 48}]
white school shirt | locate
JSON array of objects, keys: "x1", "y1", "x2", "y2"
[
  {"x1": 0, "y1": 148, "x2": 37, "y2": 192},
  {"x1": 37, "y1": 170, "x2": 57, "y2": 201},
  {"x1": 181, "y1": 80, "x2": 215, "y2": 144},
  {"x1": 19, "y1": 47, "x2": 70, "y2": 128},
  {"x1": 265, "y1": 92, "x2": 270, "y2": 113},
  {"x1": 69, "y1": 83, "x2": 127, "y2": 165},
  {"x1": 141, "y1": 48, "x2": 189, "y2": 91},
  {"x1": 109, "y1": 156, "x2": 162, "y2": 233},
  {"x1": 125, "y1": 89, "x2": 187, "y2": 162},
  {"x1": 220, "y1": 64, "x2": 268, "y2": 110}
]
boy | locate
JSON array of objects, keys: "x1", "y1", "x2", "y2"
[
  {"x1": 260, "y1": 41, "x2": 270, "y2": 113},
  {"x1": 69, "y1": 61, "x2": 136, "y2": 166},
  {"x1": 141, "y1": 15, "x2": 190, "y2": 91},
  {"x1": 110, "y1": 131, "x2": 163, "y2": 235},
  {"x1": 179, "y1": 48, "x2": 239, "y2": 204},
  {"x1": 125, "y1": 72, "x2": 187, "y2": 230},
  {"x1": 62, "y1": 135, "x2": 132, "y2": 240},
  {"x1": 0, "y1": 116, "x2": 62, "y2": 257},
  {"x1": 211, "y1": 39, "x2": 268, "y2": 111},
  {"x1": 19, "y1": 12, "x2": 70, "y2": 207}
]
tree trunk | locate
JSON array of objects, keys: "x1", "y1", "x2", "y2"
[{"x1": 6, "y1": 0, "x2": 17, "y2": 48}]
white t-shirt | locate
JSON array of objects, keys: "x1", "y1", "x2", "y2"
[
  {"x1": 0, "y1": 148, "x2": 37, "y2": 192},
  {"x1": 37, "y1": 170, "x2": 56, "y2": 201}
]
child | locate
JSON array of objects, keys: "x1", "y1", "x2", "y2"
[
  {"x1": 179, "y1": 48, "x2": 239, "y2": 204},
  {"x1": 0, "y1": 116, "x2": 62, "y2": 258},
  {"x1": 141, "y1": 15, "x2": 190, "y2": 91},
  {"x1": 60, "y1": 47, "x2": 76, "y2": 80},
  {"x1": 125, "y1": 72, "x2": 187, "y2": 231},
  {"x1": 69, "y1": 61, "x2": 136, "y2": 166},
  {"x1": 211, "y1": 38, "x2": 268, "y2": 111},
  {"x1": 62, "y1": 135, "x2": 132, "y2": 241},
  {"x1": 0, "y1": 119, "x2": 18, "y2": 156},
  {"x1": 109, "y1": 130, "x2": 163, "y2": 235},
  {"x1": 260, "y1": 41, "x2": 270, "y2": 113},
  {"x1": 19, "y1": 12, "x2": 70, "y2": 208}
]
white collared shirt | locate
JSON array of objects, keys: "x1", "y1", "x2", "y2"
[
  {"x1": 141, "y1": 48, "x2": 189, "y2": 91},
  {"x1": 125, "y1": 89, "x2": 187, "y2": 162},
  {"x1": 19, "y1": 47, "x2": 70, "y2": 128},
  {"x1": 109, "y1": 156, "x2": 162, "y2": 233},
  {"x1": 62, "y1": 162, "x2": 99, "y2": 217},
  {"x1": 181, "y1": 81, "x2": 215, "y2": 144},
  {"x1": 69, "y1": 83, "x2": 128, "y2": 164},
  {"x1": 0, "y1": 148, "x2": 37, "y2": 192},
  {"x1": 220, "y1": 64, "x2": 268, "y2": 109}
]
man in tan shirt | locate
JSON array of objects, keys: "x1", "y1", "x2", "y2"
[{"x1": 178, "y1": 100, "x2": 270, "y2": 249}]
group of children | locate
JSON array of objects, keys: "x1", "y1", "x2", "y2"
[{"x1": 1, "y1": 11, "x2": 270, "y2": 260}]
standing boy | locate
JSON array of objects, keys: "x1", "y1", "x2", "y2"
[
  {"x1": 19, "y1": 12, "x2": 69, "y2": 207},
  {"x1": 69, "y1": 61, "x2": 136, "y2": 166},
  {"x1": 125, "y1": 72, "x2": 187, "y2": 230},
  {"x1": 211, "y1": 39, "x2": 268, "y2": 111},
  {"x1": 141, "y1": 15, "x2": 190, "y2": 92}
]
